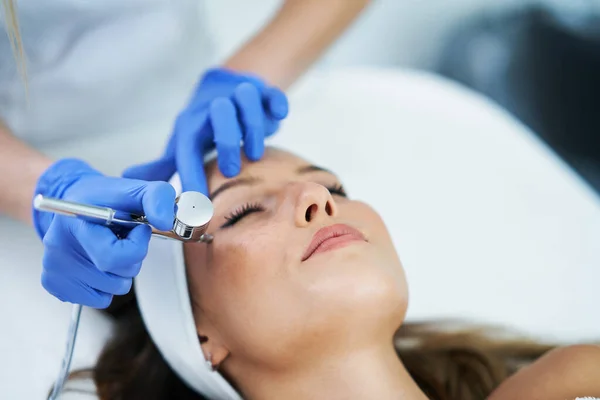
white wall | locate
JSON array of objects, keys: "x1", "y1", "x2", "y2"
[{"x1": 203, "y1": 0, "x2": 542, "y2": 69}]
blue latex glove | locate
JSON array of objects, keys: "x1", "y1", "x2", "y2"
[
  {"x1": 123, "y1": 68, "x2": 289, "y2": 193},
  {"x1": 33, "y1": 158, "x2": 176, "y2": 308}
]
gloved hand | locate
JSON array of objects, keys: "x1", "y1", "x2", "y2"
[
  {"x1": 123, "y1": 68, "x2": 289, "y2": 193},
  {"x1": 33, "y1": 158, "x2": 176, "y2": 308}
]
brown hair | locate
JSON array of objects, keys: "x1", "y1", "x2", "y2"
[{"x1": 64, "y1": 297, "x2": 552, "y2": 400}]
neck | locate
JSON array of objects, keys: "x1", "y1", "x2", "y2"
[{"x1": 236, "y1": 343, "x2": 427, "y2": 400}]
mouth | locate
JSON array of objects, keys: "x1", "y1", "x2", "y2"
[{"x1": 302, "y1": 223, "x2": 367, "y2": 262}]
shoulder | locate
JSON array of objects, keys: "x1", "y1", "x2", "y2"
[{"x1": 489, "y1": 344, "x2": 600, "y2": 400}]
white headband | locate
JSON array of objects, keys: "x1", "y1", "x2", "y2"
[{"x1": 135, "y1": 153, "x2": 242, "y2": 399}]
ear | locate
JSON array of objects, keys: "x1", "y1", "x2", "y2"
[{"x1": 197, "y1": 329, "x2": 230, "y2": 370}]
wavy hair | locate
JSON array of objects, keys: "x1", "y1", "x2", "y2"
[{"x1": 62, "y1": 295, "x2": 553, "y2": 400}]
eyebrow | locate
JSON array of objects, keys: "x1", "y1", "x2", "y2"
[
  {"x1": 209, "y1": 164, "x2": 335, "y2": 200},
  {"x1": 296, "y1": 165, "x2": 333, "y2": 175},
  {"x1": 210, "y1": 176, "x2": 260, "y2": 200}
]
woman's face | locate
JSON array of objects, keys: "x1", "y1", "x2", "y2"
[{"x1": 185, "y1": 148, "x2": 408, "y2": 372}]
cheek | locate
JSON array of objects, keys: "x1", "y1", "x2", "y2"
[
  {"x1": 356, "y1": 202, "x2": 395, "y2": 244},
  {"x1": 300, "y1": 244, "x2": 408, "y2": 337},
  {"x1": 298, "y1": 202, "x2": 408, "y2": 332},
  {"x1": 201, "y1": 236, "x2": 273, "y2": 309},
  {"x1": 359, "y1": 203, "x2": 409, "y2": 324},
  {"x1": 192, "y1": 227, "x2": 312, "y2": 363}
]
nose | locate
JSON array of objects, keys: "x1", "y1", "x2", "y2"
[{"x1": 288, "y1": 182, "x2": 338, "y2": 227}]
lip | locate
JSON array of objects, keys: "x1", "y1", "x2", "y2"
[{"x1": 302, "y1": 223, "x2": 366, "y2": 261}]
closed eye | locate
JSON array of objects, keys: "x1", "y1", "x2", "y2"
[
  {"x1": 220, "y1": 183, "x2": 346, "y2": 228},
  {"x1": 221, "y1": 203, "x2": 264, "y2": 228},
  {"x1": 327, "y1": 184, "x2": 347, "y2": 197}
]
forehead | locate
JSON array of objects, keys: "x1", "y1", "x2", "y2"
[{"x1": 205, "y1": 148, "x2": 310, "y2": 191}]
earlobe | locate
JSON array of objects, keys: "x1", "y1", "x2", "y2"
[
  {"x1": 197, "y1": 333, "x2": 230, "y2": 371},
  {"x1": 205, "y1": 352, "x2": 216, "y2": 371},
  {"x1": 197, "y1": 334, "x2": 215, "y2": 370}
]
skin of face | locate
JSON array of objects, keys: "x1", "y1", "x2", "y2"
[{"x1": 184, "y1": 148, "x2": 409, "y2": 380}]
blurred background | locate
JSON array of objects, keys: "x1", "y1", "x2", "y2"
[{"x1": 206, "y1": 0, "x2": 600, "y2": 194}]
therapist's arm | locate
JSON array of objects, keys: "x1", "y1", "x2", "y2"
[
  {"x1": 223, "y1": 0, "x2": 371, "y2": 89},
  {"x1": 0, "y1": 124, "x2": 52, "y2": 224}
]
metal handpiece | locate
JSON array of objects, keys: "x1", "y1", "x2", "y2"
[
  {"x1": 39, "y1": 191, "x2": 215, "y2": 400},
  {"x1": 48, "y1": 305, "x2": 82, "y2": 400},
  {"x1": 33, "y1": 191, "x2": 214, "y2": 243}
]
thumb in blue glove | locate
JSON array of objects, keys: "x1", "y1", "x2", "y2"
[
  {"x1": 123, "y1": 68, "x2": 289, "y2": 194},
  {"x1": 34, "y1": 158, "x2": 176, "y2": 308}
]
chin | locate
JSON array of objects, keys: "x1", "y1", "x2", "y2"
[
  {"x1": 312, "y1": 252, "x2": 409, "y2": 337},
  {"x1": 351, "y1": 263, "x2": 408, "y2": 325},
  {"x1": 350, "y1": 248, "x2": 408, "y2": 325}
]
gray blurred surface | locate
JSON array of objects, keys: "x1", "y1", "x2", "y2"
[{"x1": 437, "y1": 3, "x2": 600, "y2": 193}]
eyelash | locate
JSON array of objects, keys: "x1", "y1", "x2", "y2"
[
  {"x1": 222, "y1": 203, "x2": 265, "y2": 228},
  {"x1": 221, "y1": 184, "x2": 347, "y2": 228},
  {"x1": 327, "y1": 183, "x2": 347, "y2": 197}
]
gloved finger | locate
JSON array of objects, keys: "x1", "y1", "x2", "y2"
[
  {"x1": 40, "y1": 267, "x2": 68, "y2": 302},
  {"x1": 122, "y1": 156, "x2": 176, "y2": 182},
  {"x1": 175, "y1": 112, "x2": 210, "y2": 194},
  {"x1": 113, "y1": 261, "x2": 142, "y2": 279},
  {"x1": 68, "y1": 258, "x2": 134, "y2": 294},
  {"x1": 41, "y1": 269, "x2": 113, "y2": 309},
  {"x1": 87, "y1": 292, "x2": 113, "y2": 309},
  {"x1": 72, "y1": 221, "x2": 152, "y2": 276},
  {"x1": 42, "y1": 233, "x2": 135, "y2": 295},
  {"x1": 264, "y1": 118, "x2": 281, "y2": 139},
  {"x1": 73, "y1": 280, "x2": 114, "y2": 309},
  {"x1": 211, "y1": 97, "x2": 242, "y2": 178},
  {"x1": 74, "y1": 178, "x2": 176, "y2": 232},
  {"x1": 234, "y1": 83, "x2": 265, "y2": 161},
  {"x1": 263, "y1": 86, "x2": 289, "y2": 120},
  {"x1": 91, "y1": 273, "x2": 132, "y2": 296}
]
